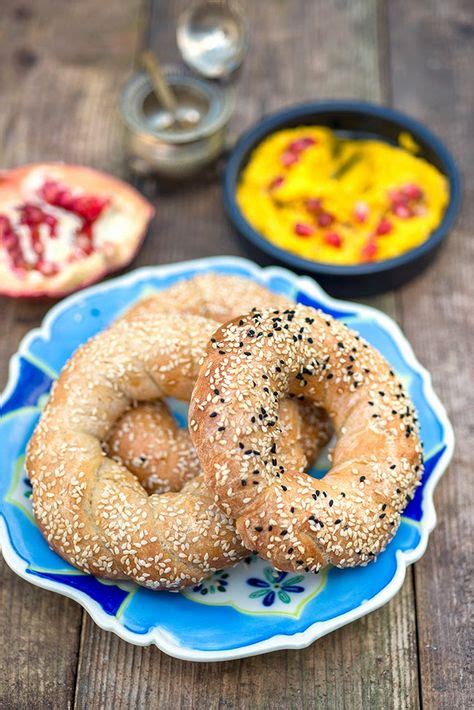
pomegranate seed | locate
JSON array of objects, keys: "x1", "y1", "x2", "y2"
[
  {"x1": 402, "y1": 183, "x2": 423, "y2": 200},
  {"x1": 71, "y1": 194, "x2": 109, "y2": 222},
  {"x1": 354, "y1": 201, "x2": 369, "y2": 223},
  {"x1": 393, "y1": 204, "x2": 413, "y2": 219},
  {"x1": 361, "y1": 239, "x2": 378, "y2": 262},
  {"x1": 18, "y1": 204, "x2": 44, "y2": 224},
  {"x1": 0, "y1": 212, "x2": 29, "y2": 269},
  {"x1": 39, "y1": 180, "x2": 64, "y2": 204},
  {"x1": 2, "y1": 232, "x2": 18, "y2": 248},
  {"x1": 39, "y1": 180, "x2": 75, "y2": 210},
  {"x1": 317, "y1": 211, "x2": 334, "y2": 227},
  {"x1": 324, "y1": 231, "x2": 343, "y2": 248},
  {"x1": 37, "y1": 260, "x2": 59, "y2": 276},
  {"x1": 268, "y1": 175, "x2": 285, "y2": 190},
  {"x1": 294, "y1": 222, "x2": 315, "y2": 237},
  {"x1": 39, "y1": 179, "x2": 109, "y2": 222},
  {"x1": 0, "y1": 215, "x2": 13, "y2": 238},
  {"x1": 375, "y1": 217, "x2": 393, "y2": 236},
  {"x1": 281, "y1": 151, "x2": 299, "y2": 167},
  {"x1": 288, "y1": 136, "x2": 317, "y2": 153},
  {"x1": 18, "y1": 203, "x2": 58, "y2": 238},
  {"x1": 306, "y1": 197, "x2": 322, "y2": 213},
  {"x1": 388, "y1": 188, "x2": 409, "y2": 206}
]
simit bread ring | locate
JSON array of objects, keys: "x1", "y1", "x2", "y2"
[
  {"x1": 26, "y1": 313, "x2": 244, "y2": 589},
  {"x1": 106, "y1": 273, "x2": 330, "y2": 494},
  {"x1": 189, "y1": 305, "x2": 423, "y2": 573},
  {"x1": 26, "y1": 308, "x2": 328, "y2": 589}
]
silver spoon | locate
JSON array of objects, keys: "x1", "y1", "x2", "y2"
[
  {"x1": 140, "y1": 50, "x2": 201, "y2": 130},
  {"x1": 177, "y1": 1, "x2": 248, "y2": 80}
]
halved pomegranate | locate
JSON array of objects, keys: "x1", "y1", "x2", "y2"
[{"x1": 0, "y1": 163, "x2": 154, "y2": 298}]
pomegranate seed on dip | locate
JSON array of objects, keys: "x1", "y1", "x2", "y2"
[{"x1": 236, "y1": 126, "x2": 449, "y2": 265}]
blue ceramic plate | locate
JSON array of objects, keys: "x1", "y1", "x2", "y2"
[{"x1": 0, "y1": 257, "x2": 453, "y2": 661}]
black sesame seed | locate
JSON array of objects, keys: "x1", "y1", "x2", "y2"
[{"x1": 210, "y1": 412, "x2": 218, "y2": 418}]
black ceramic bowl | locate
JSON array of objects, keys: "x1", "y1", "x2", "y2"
[{"x1": 223, "y1": 101, "x2": 461, "y2": 297}]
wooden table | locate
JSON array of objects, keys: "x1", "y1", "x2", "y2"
[{"x1": 0, "y1": 1, "x2": 472, "y2": 707}]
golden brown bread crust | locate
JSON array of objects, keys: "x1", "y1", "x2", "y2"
[
  {"x1": 189, "y1": 305, "x2": 424, "y2": 574},
  {"x1": 26, "y1": 276, "x2": 331, "y2": 589},
  {"x1": 105, "y1": 402, "x2": 202, "y2": 493},
  {"x1": 27, "y1": 313, "x2": 246, "y2": 589},
  {"x1": 123, "y1": 273, "x2": 292, "y2": 323},
  {"x1": 106, "y1": 274, "x2": 331, "y2": 494}
]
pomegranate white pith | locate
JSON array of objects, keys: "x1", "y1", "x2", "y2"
[{"x1": 0, "y1": 163, "x2": 154, "y2": 297}]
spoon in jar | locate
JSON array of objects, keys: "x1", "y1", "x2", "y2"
[
  {"x1": 177, "y1": 1, "x2": 248, "y2": 80},
  {"x1": 140, "y1": 50, "x2": 201, "y2": 130}
]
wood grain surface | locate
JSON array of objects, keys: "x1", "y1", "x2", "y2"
[{"x1": 0, "y1": 1, "x2": 471, "y2": 708}]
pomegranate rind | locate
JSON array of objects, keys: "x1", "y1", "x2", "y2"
[{"x1": 0, "y1": 163, "x2": 154, "y2": 298}]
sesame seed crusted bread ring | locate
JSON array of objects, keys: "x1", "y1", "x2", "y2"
[
  {"x1": 25, "y1": 308, "x2": 328, "y2": 590},
  {"x1": 26, "y1": 312, "x2": 247, "y2": 589},
  {"x1": 189, "y1": 305, "x2": 424, "y2": 574}
]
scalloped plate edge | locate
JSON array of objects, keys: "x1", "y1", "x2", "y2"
[{"x1": 0, "y1": 256, "x2": 455, "y2": 661}]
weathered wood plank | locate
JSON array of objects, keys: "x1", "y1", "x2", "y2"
[
  {"x1": 389, "y1": 2, "x2": 473, "y2": 707},
  {"x1": 0, "y1": 1, "x2": 144, "y2": 708},
  {"x1": 75, "y1": 2, "x2": 419, "y2": 708}
]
